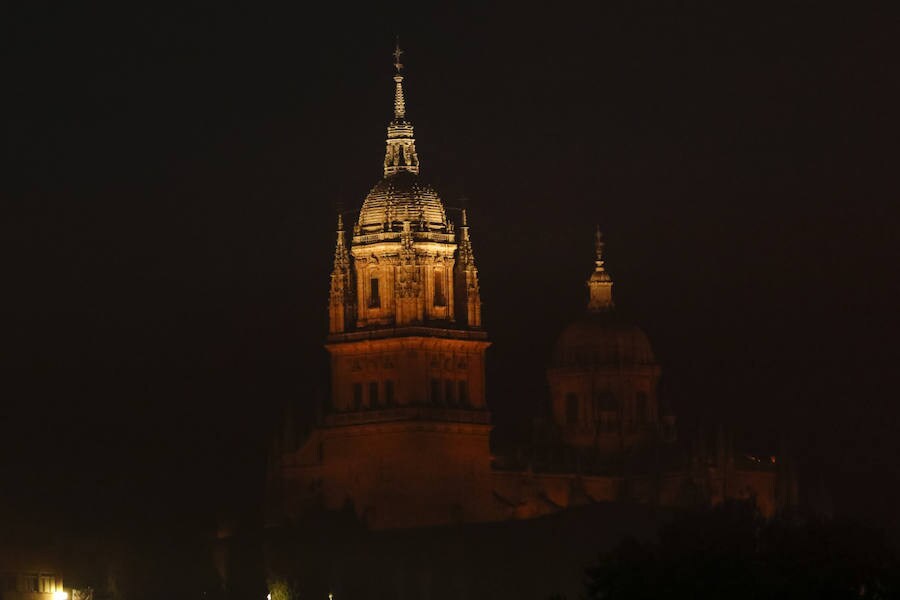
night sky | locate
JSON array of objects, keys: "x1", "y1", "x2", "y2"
[{"x1": 5, "y1": 4, "x2": 898, "y2": 538}]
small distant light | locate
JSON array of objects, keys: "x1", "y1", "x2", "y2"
[
  {"x1": 53, "y1": 592, "x2": 68, "y2": 600},
  {"x1": 267, "y1": 594, "x2": 271, "y2": 600}
]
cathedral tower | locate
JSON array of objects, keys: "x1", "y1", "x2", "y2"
[
  {"x1": 283, "y1": 45, "x2": 493, "y2": 529},
  {"x1": 547, "y1": 229, "x2": 672, "y2": 456}
]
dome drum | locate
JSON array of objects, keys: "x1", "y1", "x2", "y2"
[{"x1": 352, "y1": 229, "x2": 456, "y2": 247}]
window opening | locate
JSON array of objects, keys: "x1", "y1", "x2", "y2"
[
  {"x1": 369, "y1": 277, "x2": 381, "y2": 308},
  {"x1": 434, "y1": 270, "x2": 447, "y2": 306},
  {"x1": 352, "y1": 383, "x2": 363, "y2": 410}
]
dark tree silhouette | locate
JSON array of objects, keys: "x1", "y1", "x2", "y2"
[{"x1": 586, "y1": 501, "x2": 899, "y2": 600}]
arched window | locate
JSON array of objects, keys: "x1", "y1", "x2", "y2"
[
  {"x1": 434, "y1": 269, "x2": 447, "y2": 306},
  {"x1": 369, "y1": 277, "x2": 381, "y2": 308}
]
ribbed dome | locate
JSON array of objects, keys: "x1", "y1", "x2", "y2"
[
  {"x1": 357, "y1": 171, "x2": 448, "y2": 233},
  {"x1": 553, "y1": 312, "x2": 656, "y2": 368}
]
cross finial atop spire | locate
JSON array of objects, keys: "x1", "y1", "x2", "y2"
[
  {"x1": 391, "y1": 39, "x2": 407, "y2": 121},
  {"x1": 393, "y1": 37, "x2": 404, "y2": 73}
]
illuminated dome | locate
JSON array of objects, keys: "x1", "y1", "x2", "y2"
[
  {"x1": 357, "y1": 171, "x2": 448, "y2": 233},
  {"x1": 355, "y1": 45, "x2": 449, "y2": 235},
  {"x1": 553, "y1": 312, "x2": 656, "y2": 368}
]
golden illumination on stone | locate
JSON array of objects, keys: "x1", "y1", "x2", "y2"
[
  {"x1": 268, "y1": 47, "x2": 784, "y2": 532},
  {"x1": 382, "y1": 39, "x2": 418, "y2": 177},
  {"x1": 329, "y1": 44, "x2": 482, "y2": 333}
]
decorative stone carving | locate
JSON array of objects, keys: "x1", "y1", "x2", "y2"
[{"x1": 397, "y1": 266, "x2": 421, "y2": 298}]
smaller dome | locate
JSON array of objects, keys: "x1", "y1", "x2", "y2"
[
  {"x1": 552, "y1": 312, "x2": 656, "y2": 368},
  {"x1": 357, "y1": 171, "x2": 448, "y2": 233}
]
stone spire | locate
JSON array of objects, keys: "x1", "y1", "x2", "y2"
[
  {"x1": 587, "y1": 226, "x2": 614, "y2": 312},
  {"x1": 457, "y1": 209, "x2": 477, "y2": 267},
  {"x1": 454, "y1": 208, "x2": 482, "y2": 327},
  {"x1": 384, "y1": 40, "x2": 419, "y2": 177},
  {"x1": 329, "y1": 213, "x2": 355, "y2": 333},
  {"x1": 332, "y1": 213, "x2": 348, "y2": 271}
]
